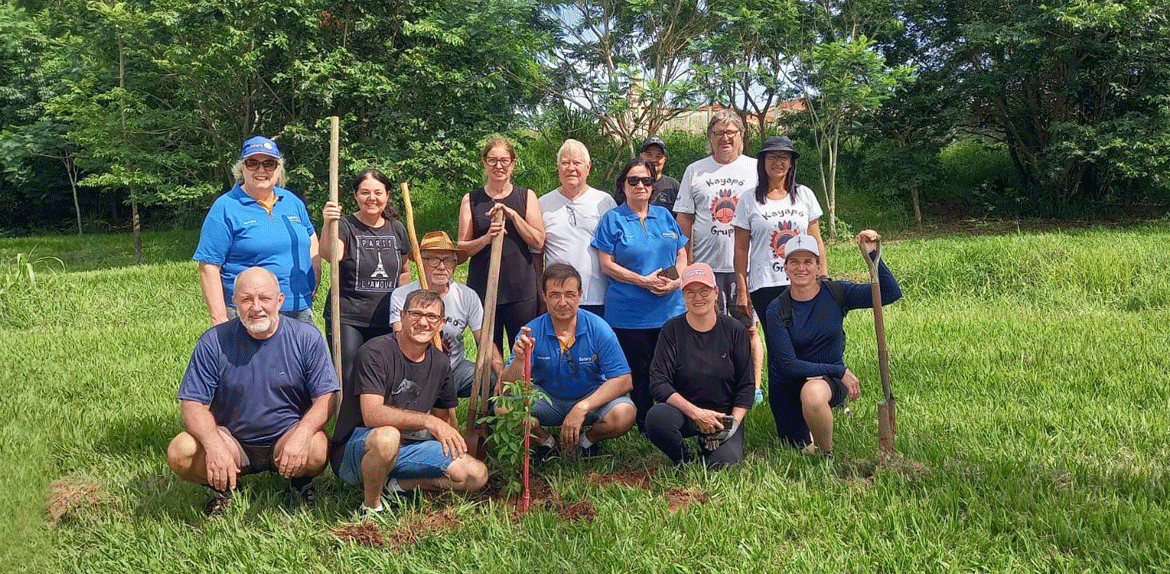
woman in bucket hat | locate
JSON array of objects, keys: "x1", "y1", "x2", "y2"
[{"x1": 732, "y1": 135, "x2": 828, "y2": 334}]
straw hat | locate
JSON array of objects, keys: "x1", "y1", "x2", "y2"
[{"x1": 418, "y1": 231, "x2": 469, "y2": 265}]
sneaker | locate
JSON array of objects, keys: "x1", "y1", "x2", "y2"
[
  {"x1": 287, "y1": 478, "x2": 317, "y2": 509},
  {"x1": 382, "y1": 486, "x2": 420, "y2": 509},
  {"x1": 580, "y1": 440, "x2": 602, "y2": 458},
  {"x1": 358, "y1": 504, "x2": 386, "y2": 522},
  {"x1": 534, "y1": 443, "x2": 560, "y2": 463},
  {"x1": 203, "y1": 488, "x2": 233, "y2": 516}
]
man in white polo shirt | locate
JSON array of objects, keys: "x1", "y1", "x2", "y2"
[{"x1": 537, "y1": 138, "x2": 617, "y2": 317}]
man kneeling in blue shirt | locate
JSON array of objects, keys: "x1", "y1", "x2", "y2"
[
  {"x1": 498, "y1": 263, "x2": 635, "y2": 460},
  {"x1": 167, "y1": 267, "x2": 339, "y2": 515}
]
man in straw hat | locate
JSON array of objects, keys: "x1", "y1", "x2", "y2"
[{"x1": 389, "y1": 231, "x2": 502, "y2": 396}]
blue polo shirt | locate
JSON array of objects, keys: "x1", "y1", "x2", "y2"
[
  {"x1": 590, "y1": 204, "x2": 687, "y2": 329},
  {"x1": 193, "y1": 184, "x2": 316, "y2": 312},
  {"x1": 508, "y1": 309, "x2": 631, "y2": 401}
]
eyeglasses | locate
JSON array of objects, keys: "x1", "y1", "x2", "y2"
[
  {"x1": 711, "y1": 129, "x2": 740, "y2": 139},
  {"x1": 423, "y1": 255, "x2": 457, "y2": 268},
  {"x1": 565, "y1": 204, "x2": 577, "y2": 227},
  {"x1": 765, "y1": 152, "x2": 793, "y2": 163},
  {"x1": 405, "y1": 309, "x2": 445, "y2": 324},
  {"x1": 485, "y1": 157, "x2": 514, "y2": 167},
  {"x1": 243, "y1": 158, "x2": 279, "y2": 171},
  {"x1": 625, "y1": 176, "x2": 654, "y2": 188},
  {"x1": 683, "y1": 288, "x2": 714, "y2": 299}
]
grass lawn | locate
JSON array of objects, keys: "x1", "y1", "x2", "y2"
[{"x1": 2, "y1": 223, "x2": 1169, "y2": 573}]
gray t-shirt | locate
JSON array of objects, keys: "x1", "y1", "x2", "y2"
[{"x1": 389, "y1": 281, "x2": 483, "y2": 366}]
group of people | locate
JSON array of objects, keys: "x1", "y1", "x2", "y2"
[{"x1": 168, "y1": 113, "x2": 902, "y2": 517}]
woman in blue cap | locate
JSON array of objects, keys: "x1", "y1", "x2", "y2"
[{"x1": 194, "y1": 136, "x2": 320, "y2": 326}]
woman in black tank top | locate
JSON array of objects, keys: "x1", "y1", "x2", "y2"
[{"x1": 457, "y1": 135, "x2": 546, "y2": 355}]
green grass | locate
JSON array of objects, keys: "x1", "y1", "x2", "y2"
[{"x1": 3, "y1": 224, "x2": 1169, "y2": 572}]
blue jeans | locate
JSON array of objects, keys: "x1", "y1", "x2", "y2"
[
  {"x1": 531, "y1": 392, "x2": 633, "y2": 427},
  {"x1": 337, "y1": 427, "x2": 455, "y2": 485}
]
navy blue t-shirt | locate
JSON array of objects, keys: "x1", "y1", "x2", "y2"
[
  {"x1": 764, "y1": 254, "x2": 901, "y2": 390},
  {"x1": 177, "y1": 317, "x2": 339, "y2": 444}
]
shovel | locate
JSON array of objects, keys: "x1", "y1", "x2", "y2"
[
  {"x1": 465, "y1": 210, "x2": 506, "y2": 460},
  {"x1": 860, "y1": 238, "x2": 896, "y2": 452}
]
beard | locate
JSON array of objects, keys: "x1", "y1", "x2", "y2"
[{"x1": 241, "y1": 313, "x2": 274, "y2": 334}]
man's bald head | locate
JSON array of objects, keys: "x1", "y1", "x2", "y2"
[{"x1": 232, "y1": 267, "x2": 284, "y2": 338}]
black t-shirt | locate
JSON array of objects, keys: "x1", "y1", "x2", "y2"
[
  {"x1": 648, "y1": 314, "x2": 755, "y2": 412},
  {"x1": 466, "y1": 185, "x2": 537, "y2": 305},
  {"x1": 651, "y1": 175, "x2": 681, "y2": 213},
  {"x1": 324, "y1": 215, "x2": 411, "y2": 327},
  {"x1": 330, "y1": 334, "x2": 455, "y2": 470}
]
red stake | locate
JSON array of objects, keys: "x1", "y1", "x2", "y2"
[{"x1": 520, "y1": 348, "x2": 533, "y2": 515}]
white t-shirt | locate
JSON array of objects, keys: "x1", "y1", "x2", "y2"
[
  {"x1": 673, "y1": 155, "x2": 758, "y2": 272},
  {"x1": 730, "y1": 184, "x2": 823, "y2": 291},
  {"x1": 389, "y1": 280, "x2": 483, "y2": 366},
  {"x1": 538, "y1": 186, "x2": 616, "y2": 306}
]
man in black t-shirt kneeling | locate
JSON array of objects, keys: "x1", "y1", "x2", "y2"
[{"x1": 331, "y1": 289, "x2": 488, "y2": 517}]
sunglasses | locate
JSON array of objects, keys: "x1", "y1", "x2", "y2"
[
  {"x1": 243, "y1": 158, "x2": 279, "y2": 171},
  {"x1": 625, "y1": 176, "x2": 654, "y2": 187}
]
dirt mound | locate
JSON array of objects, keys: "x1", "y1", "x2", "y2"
[
  {"x1": 385, "y1": 508, "x2": 462, "y2": 549},
  {"x1": 46, "y1": 478, "x2": 105, "y2": 525},
  {"x1": 333, "y1": 522, "x2": 385, "y2": 547},
  {"x1": 663, "y1": 487, "x2": 708, "y2": 512},
  {"x1": 556, "y1": 499, "x2": 596, "y2": 523}
]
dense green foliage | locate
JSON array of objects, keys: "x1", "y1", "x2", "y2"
[
  {"x1": 2, "y1": 0, "x2": 1168, "y2": 236},
  {"x1": 2, "y1": 225, "x2": 1168, "y2": 572}
]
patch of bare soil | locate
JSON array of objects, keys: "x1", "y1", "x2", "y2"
[
  {"x1": 663, "y1": 487, "x2": 708, "y2": 513},
  {"x1": 385, "y1": 508, "x2": 461, "y2": 549},
  {"x1": 556, "y1": 499, "x2": 596, "y2": 523},
  {"x1": 46, "y1": 478, "x2": 105, "y2": 525},
  {"x1": 333, "y1": 522, "x2": 385, "y2": 547},
  {"x1": 585, "y1": 468, "x2": 656, "y2": 490}
]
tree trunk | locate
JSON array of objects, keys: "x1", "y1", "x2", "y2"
[{"x1": 910, "y1": 180, "x2": 922, "y2": 227}]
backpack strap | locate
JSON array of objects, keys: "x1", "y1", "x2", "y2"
[{"x1": 776, "y1": 280, "x2": 848, "y2": 329}]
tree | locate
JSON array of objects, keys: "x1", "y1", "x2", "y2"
[
  {"x1": 921, "y1": 0, "x2": 1170, "y2": 216},
  {"x1": 692, "y1": 0, "x2": 803, "y2": 141},
  {"x1": 534, "y1": 0, "x2": 713, "y2": 168},
  {"x1": 785, "y1": 0, "x2": 914, "y2": 239}
]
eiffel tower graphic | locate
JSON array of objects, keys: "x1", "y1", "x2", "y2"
[{"x1": 370, "y1": 252, "x2": 389, "y2": 279}]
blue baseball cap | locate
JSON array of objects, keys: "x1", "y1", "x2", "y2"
[{"x1": 240, "y1": 136, "x2": 282, "y2": 159}]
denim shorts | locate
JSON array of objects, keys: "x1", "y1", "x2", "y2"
[
  {"x1": 337, "y1": 427, "x2": 455, "y2": 485},
  {"x1": 531, "y1": 392, "x2": 634, "y2": 427}
]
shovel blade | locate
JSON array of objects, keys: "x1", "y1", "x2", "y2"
[
  {"x1": 465, "y1": 428, "x2": 489, "y2": 461},
  {"x1": 877, "y1": 398, "x2": 897, "y2": 453}
]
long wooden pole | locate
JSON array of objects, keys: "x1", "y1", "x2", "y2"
[
  {"x1": 328, "y1": 116, "x2": 342, "y2": 414},
  {"x1": 399, "y1": 182, "x2": 441, "y2": 349},
  {"x1": 465, "y1": 210, "x2": 506, "y2": 459},
  {"x1": 862, "y1": 239, "x2": 896, "y2": 452}
]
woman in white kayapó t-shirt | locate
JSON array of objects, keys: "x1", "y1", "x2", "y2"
[{"x1": 731, "y1": 136, "x2": 828, "y2": 332}]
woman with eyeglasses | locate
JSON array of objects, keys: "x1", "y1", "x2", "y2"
[
  {"x1": 646, "y1": 263, "x2": 753, "y2": 468},
  {"x1": 319, "y1": 168, "x2": 412, "y2": 390},
  {"x1": 591, "y1": 157, "x2": 688, "y2": 431},
  {"x1": 457, "y1": 135, "x2": 546, "y2": 355},
  {"x1": 732, "y1": 136, "x2": 828, "y2": 334},
  {"x1": 194, "y1": 136, "x2": 320, "y2": 326}
]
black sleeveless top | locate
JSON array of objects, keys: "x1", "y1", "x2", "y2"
[{"x1": 466, "y1": 185, "x2": 538, "y2": 305}]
